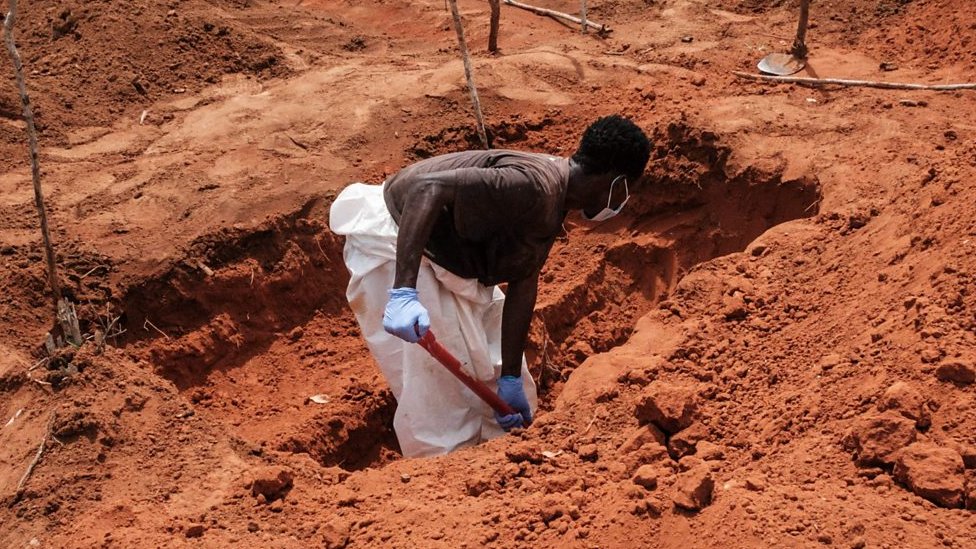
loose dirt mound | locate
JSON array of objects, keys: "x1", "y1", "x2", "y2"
[
  {"x1": 0, "y1": 0, "x2": 286, "y2": 166},
  {"x1": 861, "y1": 0, "x2": 976, "y2": 71},
  {"x1": 2, "y1": 0, "x2": 976, "y2": 547}
]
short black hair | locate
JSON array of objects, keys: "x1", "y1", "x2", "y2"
[{"x1": 571, "y1": 115, "x2": 651, "y2": 181}]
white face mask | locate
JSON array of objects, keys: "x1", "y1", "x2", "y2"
[{"x1": 582, "y1": 175, "x2": 629, "y2": 222}]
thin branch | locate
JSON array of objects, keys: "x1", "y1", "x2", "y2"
[
  {"x1": 28, "y1": 372, "x2": 52, "y2": 388},
  {"x1": 313, "y1": 236, "x2": 332, "y2": 265},
  {"x1": 581, "y1": 405, "x2": 603, "y2": 435},
  {"x1": 732, "y1": 71, "x2": 976, "y2": 91},
  {"x1": 11, "y1": 414, "x2": 53, "y2": 506},
  {"x1": 95, "y1": 315, "x2": 121, "y2": 354},
  {"x1": 4, "y1": 0, "x2": 62, "y2": 317},
  {"x1": 78, "y1": 264, "x2": 110, "y2": 279},
  {"x1": 143, "y1": 318, "x2": 171, "y2": 340},
  {"x1": 447, "y1": 0, "x2": 489, "y2": 149},
  {"x1": 503, "y1": 0, "x2": 610, "y2": 34}
]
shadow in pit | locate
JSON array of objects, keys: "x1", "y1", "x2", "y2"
[
  {"x1": 121, "y1": 197, "x2": 349, "y2": 388},
  {"x1": 120, "y1": 196, "x2": 400, "y2": 471},
  {"x1": 526, "y1": 122, "x2": 822, "y2": 393}
]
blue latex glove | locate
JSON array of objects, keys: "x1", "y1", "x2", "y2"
[
  {"x1": 383, "y1": 287, "x2": 430, "y2": 343},
  {"x1": 495, "y1": 375, "x2": 533, "y2": 431}
]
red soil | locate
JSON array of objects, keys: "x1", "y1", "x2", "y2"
[{"x1": 1, "y1": 0, "x2": 975, "y2": 547}]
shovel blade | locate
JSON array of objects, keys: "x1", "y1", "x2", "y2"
[{"x1": 758, "y1": 52, "x2": 806, "y2": 76}]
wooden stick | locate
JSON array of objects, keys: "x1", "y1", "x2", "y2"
[
  {"x1": 732, "y1": 71, "x2": 976, "y2": 91},
  {"x1": 447, "y1": 0, "x2": 489, "y2": 149},
  {"x1": 503, "y1": 0, "x2": 610, "y2": 33},
  {"x1": 580, "y1": 0, "x2": 587, "y2": 34},
  {"x1": 11, "y1": 415, "x2": 52, "y2": 506},
  {"x1": 488, "y1": 0, "x2": 500, "y2": 52},
  {"x1": 4, "y1": 1, "x2": 63, "y2": 317}
]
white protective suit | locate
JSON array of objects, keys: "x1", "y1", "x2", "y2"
[{"x1": 328, "y1": 182, "x2": 538, "y2": 458}]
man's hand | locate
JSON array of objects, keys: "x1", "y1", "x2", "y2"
[
  {"x1": 383, "y1": 287, "x2": 430, "y2": 343},
  {"x1": 495, "y1": 375, "x2": 532, "y2": 431}
]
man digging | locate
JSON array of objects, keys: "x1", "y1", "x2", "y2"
[{"x1": 330, "y1": 115, "x2": 651, "y2": 457}]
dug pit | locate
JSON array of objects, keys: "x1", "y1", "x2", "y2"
[{"x1": 119, "y1": 122, "x2": 820, "y2": 470}]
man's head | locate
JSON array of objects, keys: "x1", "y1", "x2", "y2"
[{"x1": 571, "y1": 115, "x2": 651, "y2": 182}]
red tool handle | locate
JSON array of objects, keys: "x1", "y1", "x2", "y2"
[{"x1": 417, "y1": 330, "x2": 517, "y2": 417}]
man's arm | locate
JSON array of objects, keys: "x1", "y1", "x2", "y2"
[
  {"x1": 392, "y1": 174, "x2": 457, "y2": 288},
  {"x1": 381, "y1": 173, "x2": 458, "y2": 343},
  {"x1": 500, "y1": 270, "x2": 540, "y2": 378}
]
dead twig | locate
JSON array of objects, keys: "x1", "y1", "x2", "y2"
[
  {"x1": 313, "y1": 236, "x2": 332, "y2": 265},
  {"x1": 581, "y1": 405, "x2": 603, "y2": 435},
  {"x1": 78, "y1": 264, "x2": 110, "y2": 280},
  {"x1": 143, "y1": 318, "x2": 171, "y2": 340},
  {"x1": 10, "y1": 415, "x2": 53, "y2": 506},
  {"x1": 805, "y1": 197, "x2": 822, "y2": 213},
  {"x1": 537, "y1": 320, "x2": 558, "y2": 381},
  {"x1": 4, "y1": 1, "x2": 63, "y2": 317},
  {"x1": 503, "y1": 0, "x2": 610, "y2": 34},
  {"x1": 28, "y1": 357, "x2": 49, "y2": 372},
  {"x1": 27, "y1": 368, "x2": 52, "y2": 389},
  {"x1": 732, "y1": 71, "x2": 976, "y2": 91},
  {"x1": 95, "y1": 315, "x2": 121, "y2": 354},
  {"x1": 196, "y1": 260, "x2": 214, "y2": 277},
  {"x1": 446, "y1": 0, "x2": 489, "y2": 149}
]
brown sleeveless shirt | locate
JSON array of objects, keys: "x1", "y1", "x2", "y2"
[{"x1": 384, "y1": 150, "x2": 570, "y2": 285}]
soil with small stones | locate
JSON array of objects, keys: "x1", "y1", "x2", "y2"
[{"x1": 1, "y1": 0, "x2": 975, "y2": 547}]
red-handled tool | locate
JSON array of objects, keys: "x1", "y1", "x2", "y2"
[{"x1": 417, "y1": 330, "x2": 517, "y2": 417}]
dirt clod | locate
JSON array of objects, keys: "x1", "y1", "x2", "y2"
[
  {"x1": 843, "y1": 411, "x2": 918, "y2": 467},
  {"x1": 248, "y1": 466, "x2": 294, "y2": 502},
  {"x1": 877, "y1": 381, "x2": 931, "y2": 429},
  {"x1": 672, "y1": 467, "x2": 714, "y2": 512},
  {"x1": 618, "y1": 424, "x2": 667, "y2": 454},
  {"x1": 667, "y1": 422, "x2": 708, "y2": 459},
  {"x1": 892, "y1": 443, "x2": 966, "y2": 508},
  {"x1": 634, "y1": 381, "x2": 698, "y2": 435},
  {"x1": 505, "y1": 443, "x2": 544, "y2": 464},
  {"x1": 935, "y1": 360, "x2": 976, "y2": 384},
  {"x1": 696, "y1": 441, "x2": 725, "y2": 461},
  {"x1": 577, "y1": 444, "x2": 599, "y2": 462},
  {"x1": 632, "y1": 465, "x2": 659, "y2": 490},
  {"x1": 744, "y1": 475, "x2": 767, "y2": 492}
]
